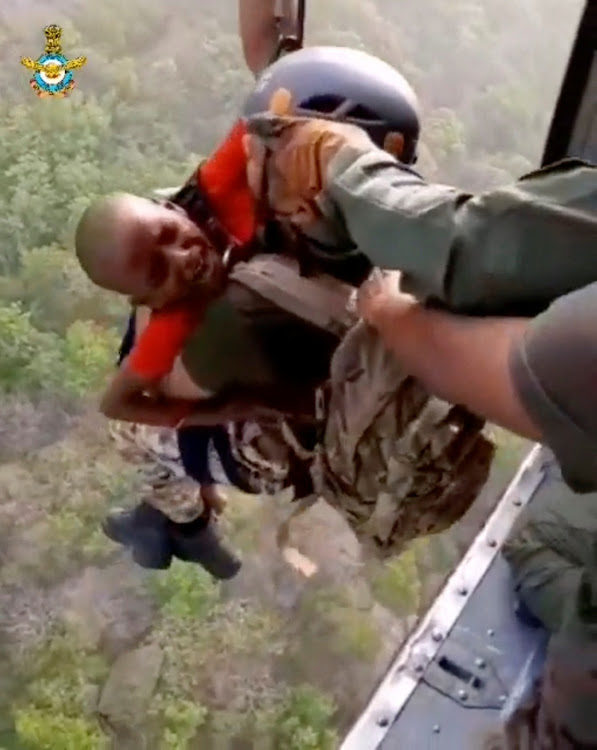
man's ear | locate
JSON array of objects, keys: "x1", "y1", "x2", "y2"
[{"x1": 383, "y1": 132, "x2": 404, "y2": 159}]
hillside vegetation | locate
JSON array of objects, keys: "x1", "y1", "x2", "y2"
[{"x1": 0, "y1": 0, "x2": 581, "y2": 746}]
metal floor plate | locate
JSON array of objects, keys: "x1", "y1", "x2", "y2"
[
  {"x1": 379, "y1": 550, "x2": 548, "y2": 750},
  {"x1": 342, "y1": 446, "x2": 546, "y2": 750}
]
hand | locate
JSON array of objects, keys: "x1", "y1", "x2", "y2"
[
  {"x1": 243, "y1": 88, "x2": 375, "y2": 229},
  {"x1": 357, "y1": 270, "x2": 419, "y2": 334}
]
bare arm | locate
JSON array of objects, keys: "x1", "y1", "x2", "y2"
[
  {"x1": 373, "y1": 304, "x2": 542, "y2": 441},
  {"x1": 100, "y1": 367, "x2": 195, "y2": 427},
  {"x1": 100, "y1": 368, "x2": 275, "y2": 428},
  {"x1": 238, "y1": 0, "x2": 279, "y2": 76}
]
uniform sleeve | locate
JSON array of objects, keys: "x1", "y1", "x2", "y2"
[
  {"x1": 323, "y1": 151, "x2": 597, "y2": 317},
  {"x1": 509, "y1": 283, "x2": 597, "y2": 493},
  {"x1": 322, "y1": 148, "x2": 468, "y2": 303}
]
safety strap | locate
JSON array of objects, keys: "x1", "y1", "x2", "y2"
[
  {"x1": 230, "y1": 254, "x2": 360, "y2": 554},
  {"x1": 170, "y1": 172, "x2": 256, "y2": 268},
  {"x1": 229, "y1": 255, "x2": 357, "y2": 337}
]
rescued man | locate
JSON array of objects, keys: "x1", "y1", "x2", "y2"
[
  {"x1": 99, "y1": 0, "x2": 306, "y2": 570},
  {"x1": 74, "y1": 48, "x2": 421, "y2": 435},
  {"x1": 104, "y1": 306, "x2": 250, "y2": 579}
]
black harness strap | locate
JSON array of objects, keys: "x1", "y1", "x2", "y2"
[
  {"x1": 170, "y1": 173, "x2": 260, "y2": 270},
  {"x1": 270, "y1": 0, "x2": 306, "y2": 64}
]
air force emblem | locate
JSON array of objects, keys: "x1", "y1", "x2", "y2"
[{"x1": 21, "y1": 25, "x2": 86, "y2": 98}]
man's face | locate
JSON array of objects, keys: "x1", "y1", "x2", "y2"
[{"x1": 120, "y1": 196, "x2": 224, "y2": 309}]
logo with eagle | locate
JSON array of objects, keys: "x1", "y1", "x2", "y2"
[{"x1": 21, "y1": 25, "x2": 86, "y2": 98}]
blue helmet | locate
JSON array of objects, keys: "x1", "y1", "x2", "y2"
[{"x1": 243, "y1": 46, "x2": 421, "y2": 164}]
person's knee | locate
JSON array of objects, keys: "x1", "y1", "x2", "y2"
[{"x1": 504, "y1": 521, "x2": 585, "y2": 632}]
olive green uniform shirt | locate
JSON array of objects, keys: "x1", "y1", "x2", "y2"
[
  {"x1": 320, "y1": 150, "x2": 597, "y2": 316},
  {"x1": 510, "y1": 283, "x2": 597, "y2": 493},
  {"x1": 320, "y1": 148, "x2": 597, "y2": 490}
]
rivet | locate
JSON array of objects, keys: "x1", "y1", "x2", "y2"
[
  {"x1": 487, "y1": 629, "x2": 495, "y2": 637},
  {"x1": 432, "y1": 725, "x2": 441, "y2": 733},
  {"x1": 499, "y1": 695, "x2": 507, "y2": 704},
  {"x1": 513, "y1": 499, "x2": 522, "y2": 506},
  {"x1": 432, "y1": 629, "x2": 443, "y2": 642},
  {"x1": 458, "y1": 689, "x2": 468, "y2": 701},
  {"x1": 377, "y1": 715, "x2": 390, "y2": 728},
  {"x1": 487, "y1": 539, "x2": 497, "y2": 548},
  {"x1": 458, "y1": 585, "x2": 468, "y2": 596},
  {"x1": 475, "y1": 658, "x2": 486, "y2": 669},
  {"x1": 415, "y1": 664, "x2": 424, "y2": 673}
]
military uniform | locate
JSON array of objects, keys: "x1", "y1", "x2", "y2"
[
  {"x1": 503, "y1": 282, "x2": 597, "y2": 747},
  {"x1": 318, "y1": 151, "x2": 597, "y2": 318},
  {"x1": 109, "y1": 421, "x2": 208, "y2": 524},
  {"x1": 180, "y1": 253, "x2": 495, "y2": 558},
  {"x1": 247, "y1": 118, "x2": 597, "y2": 739},
  {"x1": 503, "y1": 452, "x2": 597, "y2": 748}
]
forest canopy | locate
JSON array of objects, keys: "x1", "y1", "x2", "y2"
[{"x1": 0, "y1": 0, "x2": 584, "y2": 747}]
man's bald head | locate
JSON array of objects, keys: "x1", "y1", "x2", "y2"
[
  {"x1": 75, "y1": 192, "x2": 149, "y2": 295},
  {"x1": 75, "y1": 191, "x2": 225, "y2": 309}
]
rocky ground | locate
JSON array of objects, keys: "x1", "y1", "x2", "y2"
[{"x1": 0, "y1": 403, "x2": 529, "y2": 748}]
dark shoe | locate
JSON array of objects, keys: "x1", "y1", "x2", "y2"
[
  {"x1": 102, "y1": 503, "x2": 173, "y2": 570},
  {"x1": 514, "y1": 597, "x2": 545, "y2": 630},
  {"x1": 168, "y1": 517, "x2": 242, "y2": 580}
]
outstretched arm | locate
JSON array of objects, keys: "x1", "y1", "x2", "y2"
[
  {"x1": 360, "y1": 279, "x2": 597, "y2": 491},
  {"x1": 369, "y1": 300, "x2": 539, "y2": 440},
  {"x1": 245, "y1": 105, "x2": 597, "y2": 317}
]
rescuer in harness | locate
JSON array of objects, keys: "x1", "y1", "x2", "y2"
[{"x1": 238, "y1": 12, "x2": 597, "y2": 746}]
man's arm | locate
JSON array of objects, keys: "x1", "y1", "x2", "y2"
[
  {"x1": 238, "y1": 0, "x2": 279, "y2": 77},
  {"x1": 100, "y1": 367, "x2": 195, "y2": 427},
  {"x1": 369, "y1": 299, "x2": 541, "y2": 440},
  {"x1": 246, "y1": 109, "x2": 597, "y2": 317},
  {"x1": 102, "y1": 305, "x2": 205, "y2": 427},
  {"x1": 245, "y1": 113, "x2": 476, "y2": 307},
  {"x1": 100, "y1": 368, "x2": 286, "y2": 428},
  {"x1": 366, "y1": 282, "x2": 597, "y2": 492},
  {"x1": 323, "y1": 149, "x2": 469, "y2": 304}
]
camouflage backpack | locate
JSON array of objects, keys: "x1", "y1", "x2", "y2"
[{"x1": 229, "y1": 254, "x2": 496, "y2": 559}]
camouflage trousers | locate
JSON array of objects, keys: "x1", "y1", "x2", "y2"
[
  {"x1": 502, "y1": 452, "x2": 597, "y2": 748},
  {"x1": 109, "y1": 421, "x2": 207, "y2": 523}
]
